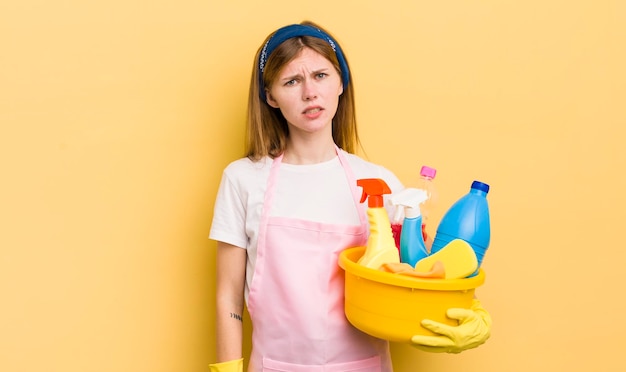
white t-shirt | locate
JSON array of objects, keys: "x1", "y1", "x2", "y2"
[{"x1": 209, "y1": 150, "x2": 404, "y2": 301}]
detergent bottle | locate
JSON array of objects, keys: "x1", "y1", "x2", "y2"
[
  {"x1": 431, "y1": 180, "x2": 491, "y2": 275},
  {"x1": 356, "y1": 178, "x2": 400, "y2": 270},
  {"x1": 390, "y1": 188, "x2": 429, "y2": 267}
]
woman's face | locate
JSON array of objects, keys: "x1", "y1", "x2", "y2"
[{"x1": 266, "y1": 47, "x2": 343, "y2": 138}]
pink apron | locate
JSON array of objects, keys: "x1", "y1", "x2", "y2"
[{"x1": 247, "y1": 148, "x2": 392, "y2": 372}]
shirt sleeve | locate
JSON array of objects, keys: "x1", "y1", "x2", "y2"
[{"x1": 209, "y1": 169, "x2": 248, "y2": 249}]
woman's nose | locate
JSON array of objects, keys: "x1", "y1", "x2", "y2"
[{"x1": 302, "y1": 81, "x2": 318, "y2": 101}]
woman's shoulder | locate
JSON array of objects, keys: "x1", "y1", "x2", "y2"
[
  {"x1": 221, "y1": 156, "x2": 273, "y2": 183},
  {"x1": 223, "y1": 156, "x2": 272, "y2": 173},
  {"x1": 341, "y1": 151, "x2": 405, "y2": 191},
  {"x1": 341, "y1": 151, "x2": 392, "y2": 175}
]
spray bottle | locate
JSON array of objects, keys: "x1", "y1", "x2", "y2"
[
  {"x1": 356, "y1": 178, "x2": 400, "y2": 270},
  {"x1": 390, "y1": 188, "x2": 429, "y2": 267}
]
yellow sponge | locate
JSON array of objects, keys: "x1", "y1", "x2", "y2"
[{"x1": 414, "y1": 239, "x2": 478, "y2": 279}]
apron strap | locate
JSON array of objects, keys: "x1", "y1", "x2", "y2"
[
  {"x1": 334, "y1": 146, "x2": 368, "y2": 227},
  {"x1": 255, "y1": 153, "x2": 284, "y2": 267}
]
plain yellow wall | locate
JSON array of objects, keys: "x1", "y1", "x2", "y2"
[{"x1": 2, "y1": 1, "x2": 625, "y2": 371}]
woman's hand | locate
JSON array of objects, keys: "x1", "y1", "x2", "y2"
[{"x1": 410, "y1": 299, "x2": 492, "y2": 353}]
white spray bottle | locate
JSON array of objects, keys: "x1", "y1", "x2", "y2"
[{"x1": 390, "y1": 188, "x2": 429, "y2": 267}]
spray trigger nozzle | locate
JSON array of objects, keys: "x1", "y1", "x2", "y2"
[
  {"x1": 357, "y1": 178, "x2": 391, "y2": 208},
  {"x1": 390, "y1": 188, "x2": 428, "y2": 219}
]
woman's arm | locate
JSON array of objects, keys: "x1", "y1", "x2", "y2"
[{"x1": 215, "y1": 241, "x2": 247, "y2": 362}]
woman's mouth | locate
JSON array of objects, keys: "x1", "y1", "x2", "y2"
[{"x1": 303, "y1": 107, "x2": 322, "y2": 115}]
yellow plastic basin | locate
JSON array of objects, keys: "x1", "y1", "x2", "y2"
[{"x1": 338, "y1": 246, "x2": 485, "y2": 343}]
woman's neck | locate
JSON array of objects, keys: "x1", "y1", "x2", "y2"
[{"x1": 282, "y1": 137, "x2": 337, "y2": 165}]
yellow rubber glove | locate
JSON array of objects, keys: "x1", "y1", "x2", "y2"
[
  {"x1": 209, "y1": 358, "x2": 243, "y2": 372},
  {"x1": 411, "y1": 299, "x2": 492, "y2": 353}
]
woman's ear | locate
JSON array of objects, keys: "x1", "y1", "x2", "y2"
[{"x1": 266, "y1": 90, "x2": 279, "y2": 108}]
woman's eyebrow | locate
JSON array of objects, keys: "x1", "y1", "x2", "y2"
[{"x1": 281, "y1": 68, "x2": 331, "y2": 81}]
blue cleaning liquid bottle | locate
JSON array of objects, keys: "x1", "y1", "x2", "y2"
[
  {"x1": 390, "y1": 188, "x2": 429, "y2": 267},
  {"x1": 431, "y1": 181, "x2": 491, "y2": 275}
]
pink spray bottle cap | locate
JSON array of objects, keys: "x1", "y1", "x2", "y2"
[{"x1": 420, "y1": 165, "x2": 437, "y2": 179}]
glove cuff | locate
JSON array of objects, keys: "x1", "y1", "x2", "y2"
[
  {"x1": 471, "y1": 299, "x2": 493, "y2": 328},
  {"x1": 209, "y1": 358, "x2": 243, "y2": 372}
]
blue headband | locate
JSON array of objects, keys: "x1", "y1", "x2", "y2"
[{"x1": 258, "y1": 24, "x2": 350, "y2": 102}]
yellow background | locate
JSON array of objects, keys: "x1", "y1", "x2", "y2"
[{"x1": 2, "y1": 1, "x2": 625, "y2": 371}]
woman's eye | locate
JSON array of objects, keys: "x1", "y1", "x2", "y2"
[
  {"x1": 316, "y1": 73, "x2": 328, "y2": 79},
  {"x1": 285, "y1": 79, "x2": 296, "y2": 86}
]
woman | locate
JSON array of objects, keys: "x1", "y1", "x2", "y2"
[{"x1": 209, "y1": 21, "x2": 491, "y2": 372}]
